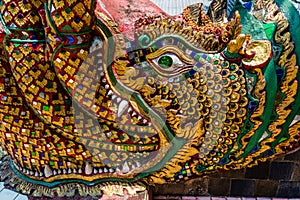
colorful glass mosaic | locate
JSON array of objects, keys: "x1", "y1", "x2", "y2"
[{"x1": 0, "y1": 0, "x2": 299, "y2": 197}]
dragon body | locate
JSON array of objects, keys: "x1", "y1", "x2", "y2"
[{"x1": 0, "y1": 0, "x2": 299, "y2": 197}]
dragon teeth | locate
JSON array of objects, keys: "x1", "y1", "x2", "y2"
[
  {"x1": 107, "y1": 90, "x2": 113, "y2": 96},
  {"x1": 118, "y1": 100, "x2": 129, "y2": 117},
  {"x1": 93, "y1": 168, "x2": 98, "y2": 174},
  {"x1": 131, "y1": 164, "x2": 136, "y2": 170},
  {"x1": 44, "y1": 165, "x2": 53, "y2": 178},
  {"x1": 106, "y1": 132, "x2": 112, "y2": 137},
  {"x1": 122, "y1": 161, "x2": 130, "y2": 174},
  {"x1": 97, "y1": 52, "x2": 103, "y2": 58},
  {"x1": 13, "y1": 162, "x2": 19, "y2": 170},
  {"x1": 20, "y1": 166, "x2": 118, "y2": 177},
  {"x1": 85, "y1": 163, "x2": 93, "y2": 175}
]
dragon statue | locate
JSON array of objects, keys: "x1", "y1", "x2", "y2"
[{"x1": 0, "y1": 0, "x2": 299, "y2": 197}]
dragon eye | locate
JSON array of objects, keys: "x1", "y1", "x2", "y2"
[
  {"x1": 146, "y1": 47, "x2": 195, "y2": 77},
  {"x1": 155, "y1": 53, "x2": 185, "y2": 70},
  {"x1": 158, "y1": 55, "x2": 173, "y2": 69}
]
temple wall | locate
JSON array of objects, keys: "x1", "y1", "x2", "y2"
[{"x1": 153, "y1": 150, "x2": 300, "y2": 198}]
